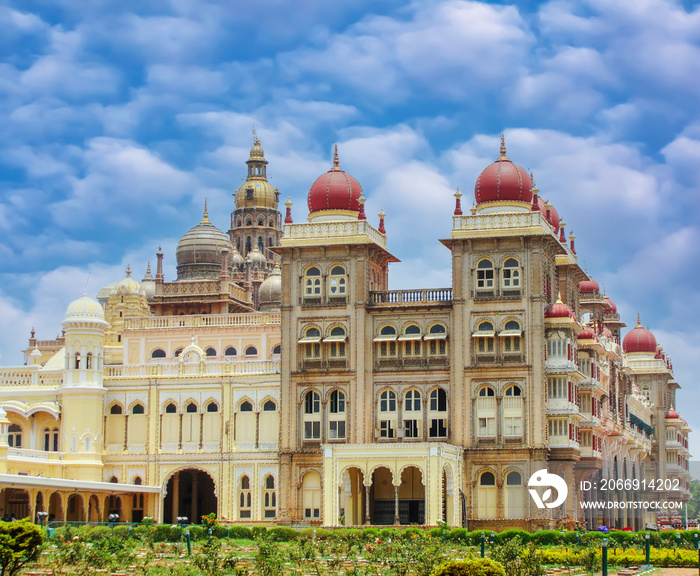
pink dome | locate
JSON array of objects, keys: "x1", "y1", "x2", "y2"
[
  {"x1": 545, "y1": 299, "x2": 574, "y2": 319},
  {"x1": 578, "y1": 326, "x2": 596, "y2": 339},
  {"x1": 579, "y1": 279, "x2": 600, "y2": 294},
  {"x1": 474, "y1": 139, "x2": 532, "y2": 205}
]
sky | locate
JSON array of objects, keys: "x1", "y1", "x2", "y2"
[{"x1": 0, "y1": 0, "x2": 699, "y2": 462}]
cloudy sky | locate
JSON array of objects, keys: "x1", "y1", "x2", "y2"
[{"x1": 1, "y1": 0, "x2": 699, "y2": 460}]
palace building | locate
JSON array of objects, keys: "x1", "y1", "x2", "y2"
[{"x1": 0, "y1": 136, "x2": 691, "y2": 530}]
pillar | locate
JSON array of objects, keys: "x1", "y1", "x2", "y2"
[
  {"x1": 191, "y1": 473, "x2": 198, "y2": 523},
  {"x1": 171, "y1": 472, "x2": 180, "y2": 523},
  {"x1": 364, "y1": 483, "x2": 371, "y2": 525},
  {"x1": 394, "y1": 484, "x2": 400, "y2": 525}
]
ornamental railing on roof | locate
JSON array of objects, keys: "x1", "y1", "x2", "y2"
[
  {"x1": 105, "y1": 359, "x2": 280, "y2": 379},
  {"x1": 123, "y1": 313, "x2": 281, "y2": 331},
  {"x1": 453, "y1": 211, "x2": 553, "y2": 233},
  {"x1": 368, "y1": 288, "x2": 452, "y2": 306},
  {"x1": 283, "y1": 221, "x2": 386, "y2": 248},
  {"x1": 0, "y1": 367, "x2": 63, "y2": 388}
]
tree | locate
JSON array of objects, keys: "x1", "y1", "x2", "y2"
[
  {"x1": 0, "y1": 519, "x2": 43, "y2": 576},
  {"x1": 688, "y1": 480, "x2": 700, "y2": 520}
]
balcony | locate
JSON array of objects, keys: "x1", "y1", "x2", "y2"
[
  {"x1": 8, "y1": 448, "x2": 62, "y2": 461},
  {"x1": 369, "y1": 288, "x2": 452, "y2": 307},
  {"x1": 579, "y1": 377, "x2": 603, "y2": 391},
  {"x1": 579, "y1": 446, "x2": 602, "y2": 459},
  {"x1": 546, "y1": 398, "x2": 580, "y2": 415},
  {"x1": 105, "y1": 359, "x2": 280, "y2": 379},
  {"x1": 123, "y1": 312, "x2": 280, "y2": 331},
  {"x1": 546, "y1": 358, "x2": 579, "y2": 372},
  {"x1": 579, "y1": 414, "x2": 602, "y2": 428},
  {"x1": 0, "y1": 367, "x2": 63, "y2": 388}
]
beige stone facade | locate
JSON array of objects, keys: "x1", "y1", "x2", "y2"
[{"x1": 0, "y1": 139, "x2": 691, "y2": 529}]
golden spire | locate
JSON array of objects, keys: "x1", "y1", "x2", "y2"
[
  {"x1": 125, "y1": 265, "x2": 131, "y2": 277},
  {"x1": 201, "y1": 199, "x2": 210, "y2": 224},
  {"x1": 637, "y1": 312, "x2": 641, "y2": 326},
  {"x1": 332, "y1": 143, "x2": 340, "y2": 170},
  {"x1": 499, "y1": 134, "x2": 509, "y2": 160}
]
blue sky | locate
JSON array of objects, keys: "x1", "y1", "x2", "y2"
[{"x1": 1, "y1": 0, "x2": 699, "y2": 460}]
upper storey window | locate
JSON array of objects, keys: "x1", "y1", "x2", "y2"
[
  {"x1": 401, "y1": 324, "x2": 422, "y2": 357},
  {"x1": 501, "y1": 258, "x2": 521, "y2": 290},
  {"x1": 300, "y1": 326, "x2": 322, "y2": 360},
  {"x1": 328, "y1": 265, "x2": 347, "y2": 297},
  {"x1": 501, "y1": 320, "x2": 522, "y2": 353},
  {"x1": 375, "y1": 325, "x2": 398, "y2": 358},
  {"x1": 476, "y1": 259, "x2": 495, "y2": 290},
  {"x1": 473, "y1": 321, "x2": 495, "y2": 354},
  {"x1": 304, "y1": 267, "x2": 322, "y2": 299},
  {"x1": 426, "y1": 323, "x2": 447, "y2": 356}
]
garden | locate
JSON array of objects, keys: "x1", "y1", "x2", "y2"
[{"x1": 2, "y1": 518, "x2": 700, "y2": 576}]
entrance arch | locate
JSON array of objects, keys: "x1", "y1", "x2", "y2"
[
  {"x1": 66, "y1": 494, "x2": 85, "y2": 522},
  {"x1": 397, "y1": 466, "x2": 424, "y2": 524},
  {"x1": 0, "y1": 488, "x2": 29, "y2": 519},
  {"x1": 163, "y1": 468, "x2": 217, "y2": 524},
  {"x1": 49, "y1": 492, "x2": 63, "y2": 522},
  {"x1": 340, "y1": 467, "x2": 365, "y2": 526}
]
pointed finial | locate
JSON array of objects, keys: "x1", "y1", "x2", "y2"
[
  {"x1": 569, "y1": 231, "x2": 576, "y2": 254},
  {"x1": 252, "y1": 126, "x2": 257, "y2": 141},
  {"x1": 146, "y1": 261, "x2": 151, "y2": 274},
  {"x1": 358, "y1": 193, "x2": 366, "y2": 221},
  {"x1": 559, "y1": 219, "x2": 566, "y2": 243},
  {"x1": 125, "y1": 265, "x2": 131, "y2": 277},
  {"x1": 158, "y1": 244, "x2": 162, "y2": 252},
  {"x1": 470, "y1": 202, "x2": 477, "y2": 216},
  {"x1": 378, "y1": 208, "x2": 386, "y2": 234},
  {"x1": 454, "y1": 187, "x2": 463, "y2": 216},
  {"x1": 201, "y1": 199, "x2": 210, "y2": 224},
  {"x1": 332, "y1": 143, "x2": 340, "y2": 169},
  {"x1": 284, "y1": 196, "x2": 293, "y2": 224},
  {"x1": 637, "y1": 312, "x2": 641, "y2": 326},
  {"x1": 499, "y1": 134, "x2": 508, "y2": 159}
]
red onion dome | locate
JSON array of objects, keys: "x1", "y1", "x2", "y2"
[
  {"x1": 307, "y1": 145, "x2": 362, "y2": 217},
  {"x1": 577, "y1": 326, "x2": 595, "y2": 339},
  {"x1": 545, "y1": 298, "x2": 574, "y2": 319},
  {"x1": 474, "y1": 137, "x2": 532, "y2": 205},
  {"x1": 622, "y1": 316, "x2": 657, "y2": 353},
  {"x1": 665, "y1": 406, "x2": 680, "y2": 419},
  {"x1": 603, "y1": 296, "x2": 617, "y2": 314},
  {"x1": 579, "y1": 279, "x2": 600, "y2": 294}
]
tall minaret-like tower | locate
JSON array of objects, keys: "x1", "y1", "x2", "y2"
[
  {"x1": 228, "y1": 133, "x2": 283, "y2": 263},
  {"x1": 60, "y1": 294, "x2": 108, "y2": 481}
]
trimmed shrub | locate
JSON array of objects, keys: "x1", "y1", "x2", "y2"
[
  {"x1": 379, "y1": 527, "x2": 400, "y2": 541},
  {"x1": 83, "y1": 526, "x2": 111, "y2": 542},
  {"x1": 298, "y1": 527, "x2": 330, "y2": 540},
  {"x1": 495, "y1": 529, "x2": 531, "y2": 544},
  {"x1": 267, "y1": 527, "x2": 299, "y2": 542},
  {"x1": 0, "y1": 519, "x2": 44, "y2": 576},
  {"x1": 431, "y1": 557, "x2": 507, "y2": 576},
  {"x1": 530, "y1": 530, "x2": 562, "y2": 546},
  {"x1": 112, "y1": 525, "x2": 129, "y2": 540},
  {"x1": 446, "y1": 527, "x2": 469, "y2": 543},
  {"x1": 226, "y1": 525, "x2": 253, "y2": 540}
]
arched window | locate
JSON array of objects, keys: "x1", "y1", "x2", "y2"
[
  {"x1": 110, "y1": 404, "x2": 123, "y2": 415},
  {"x1": 206, "y1": 402, "x2": 219, "y2": 413},
  {"x1": 501, "y1": 320, "x2": 522, "y2": 354},
  {"x1": 263, "y1": 475, "x2": 276, "y2": 518},
  {"x1": 473, "y1": 321, "x2": 495, "y2": 355},
  {"x1": 476, "y1": 259, "x2": 495, "y2": 290},
  {"x1": 132, "y1": 403, "x2": 145, "y2": 414},
  {"x1": 505, "y1": 385, "x2": 521, "y2": 396},
  {"x1": 205, "y1": 347, "x2": 217, "y2": 357},
  {"x1": 480, "y1": 471, "x2": 495, "y2": 486},
  {"x1": 304, "y1": 266, "x2": 322, "y2": 299},
  {"x1": 244, "y1": 346, "x2": 258, "y2": 357},
  {"x1": 174, "y1": 348, "x2": 184, "y2": 358},
  {"x1": 303, "y1": 391, "x2": 321, "y2": 440},
  {"x1": 151, "y1": 349, "x2": 166, "y2": 359},
  {"x1": 505, "y1": 471, "x2": 524, "y2": 518},
  {"x1": 476, "y1": 387, "x2": 496, "y2": 437},
  {"x1": 224, "y1": 346, "x2": 237, "y2": 357},
  {"x1": 328, "y1": 265, "x2": 347, "y2": 297},
  {"x1": 328, "y1": 390, "x2": 346, "y2": 439},
  {"x1": 429, "y1": 388, "x2": 448, "y2": 411},
  {"x1": 503, "y1": 386, "x2": 523, "y2": 437},
  {"x1": 186, "y1": 402, "x2": 198, "y2": 413},
  {"x1": 401, "y1": 324, "x2": 422, "y2": 357},
  {"x1": 300, "y1": 327, "x2": 321, "y2": 361},
  {"x1": 133, "y1": 476, "x2": 143, "y2": 485},
  {"x1": 239, "y1": 401, "x2": 253, "y2": 412},
  {"x1": 165, "y1": 403, "x2": 177, "y2": 414},
  {"x1": 239, "y1": 476, "x2": 252, "y2": 519},
  {"x1": 8, "y1": 424, "x2": 21, "y2": 448},
  {"x1": 258, "y1": 218, "x2": 265, "y2": 227},
  {"x1": 86, "y1": 352, "x2": 93, "y2": 369},
  {"x1": 43, "y1": 427, "x2": 60, "y2": 452},
  {"x1": 74, "y1": 352, "x2": 81, "y2": 369},
  {"x1": 404, "y1": 389, "x2": 421, "y2": 438},
  {"x1": 326, "y1": 326, "x2": 346, "y2": 359},
  {"x1": 429, "y1": 388, "x2": 448, "y2": 438},
  {"x1": 109, "y1": 476, "x2": 118, "y2": 483},
  {"x1": 426, "y1": 323, "x2": 447, "y2": 356},
  {"x1": 263, "y1": 400, "x2": 277, "y2": 411},
  {"x1": 272, "y1": 344, "x2": 281, "y2": 356},
  {"x1": 502, "y1": 257, "x2": 521, "y2": 290},
  {"x1": 405, "y1": 389, "x2": 421, "y2": 411},
  {"x1": 375, "y1": 325, "x2": 397, "y2": 358},
  {"x1": 379, "y1": 390, "x2": 396, "y2": 438}
]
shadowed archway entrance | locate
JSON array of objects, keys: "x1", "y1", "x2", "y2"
[{"x1": 163, "y1": 469, "x2": 217, "y2": 524}]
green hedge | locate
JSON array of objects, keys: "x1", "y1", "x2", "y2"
[{"x1": 431, "y1": 557, "x2": 506, "y2": 576}]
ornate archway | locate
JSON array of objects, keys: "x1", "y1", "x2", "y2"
[{"x1": 163, "y1": 468, "x2": 217, "y2": 524}]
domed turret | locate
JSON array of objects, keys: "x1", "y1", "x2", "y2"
[
  {"x1": 665, "y1": 405, "x2": 680, "y2": 420},
  {"x1": 307, "y1": 145, "x2": 363, "y2": 221},
  {"x1": 66, "y1": 294, "x2": 105, "y2": 321},
  {"x1": 176, "y1": 201, "x2": 234, "y2": 280},
  {"x1": 475, "y1": 136, "x2": 532, "y2": 207},
  {"x1": 577, "y1": 326, "x2": 596, "y2": 340},
  {"x1": 141, "y1": 263, "x2": 156, "y2": 301},
  {"x1": 115, "y1": 265, "x2": 141, "y2": 295},
  {"x1": 603, "y1": 296, "x2": 617, "y2": 315},
  {"x1": 545, "y1": 297, "x2": 574, "y2": 319},
  {"x1": 234, "y1": 135, "x2": 278, "y2": 210},
  {"x1": 230, "y1": 245, "x2": 245, "y2": 269},
  {"x1": 258, "y1": 265, "x2": 281, "y2": 311},
  {"x1": 622, "y1": 315, "x2": 657, "y2": 354},
  {"x1": 579, "y1": 278, "x2": 600, "y2": 294},
  {"x1": 246, "y1": 245, "x2": 267, "y2": 268}
]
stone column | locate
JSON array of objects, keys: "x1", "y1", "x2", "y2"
[
  {"x1": 191, "y1": 473, "x2": 198, "y2": 524},
  {"x1": 171, "y1": 472, "x2": 180, "y2": 523},
  {"x1": 364, "y1": 483, "x2": 371, "y2": 525},
  {"x1": 393, "y1": 484, "x2": 400, "y2": 525}
]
